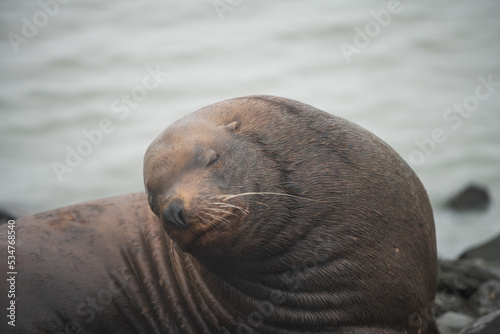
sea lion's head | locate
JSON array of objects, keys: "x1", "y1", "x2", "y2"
[
  {"x1": 143, "y1": 110, "x2": 283, "y2": 260},
  {"x1": 145, "y1": 119, "x2": 237, "y2": 252},
  {"x1": 144, "y1": 97, "x2": 325, "y2": 262}
]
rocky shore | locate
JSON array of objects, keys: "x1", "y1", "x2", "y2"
[{"x1": 436, "y1": 234, "x2": 500, "y2": 334}]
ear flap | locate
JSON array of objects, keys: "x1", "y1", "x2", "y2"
[{"x1": 225, "y1": 121, "x2": 241, "y2": 132}]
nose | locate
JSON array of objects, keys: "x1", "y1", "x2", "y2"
[{"x1": 161, "y1": 199, "x2": 189, "y2": 229}]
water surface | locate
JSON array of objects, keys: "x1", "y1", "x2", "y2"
[{"x1": 1, "y1": 0, "x2": 499, "y2": 258}]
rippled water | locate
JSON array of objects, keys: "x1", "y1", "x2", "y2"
[{"x1": 1, "y1": 0, "x2": 499, "y2": 259}]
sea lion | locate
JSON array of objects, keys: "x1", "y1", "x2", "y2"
[
  {"x1": 0, "y1": 95, "x2": 438, "y2": 333},
  {"x1": 143, "y1": 95, "x2": 438, "y2": 333}
]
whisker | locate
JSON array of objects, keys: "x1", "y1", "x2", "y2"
[
  {"x1": 201, "y1": 211, "x2": 231, "y2": 228},
  {"x1": 205, "y1": 207, "x2": 235, "y2": 216},
  {"x1": 209, "y1": 213, "x2": 231, "y2": 228},
  {"x1": 255, "y1": 201, "x2": 270, "y2": 208},
  {"x1": 194, "y1": 212, "x2": 212, "y2": 227},
  {"x1": 213, "y1": 192, "x2": 322, "y2": 202},
  {"x1": 197, "y1": 211, "x2": 218, "y2": 229},
  {"x1": 169, "y1": 241, "x2": 183, "y2": 284},
  {"x1": 211, "y1": 202, "x2": 249, "y2": 215}
]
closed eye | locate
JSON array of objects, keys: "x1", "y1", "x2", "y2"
[{"x1": 207, "y1": 150, "x2": 219, "y2": 166}]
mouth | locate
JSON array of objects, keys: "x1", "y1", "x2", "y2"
[{"x1": 187, "y1": 221, "x2": 231, "y2": 250}]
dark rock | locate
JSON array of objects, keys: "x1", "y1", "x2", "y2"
[
  {"x1": 437, "y1": 311, "x2": 474, "y2": 334},
  {"x1": 446, "y1": 184, "x2": 490, "y2": 211},
  {"x1": 438, "y1": 259, "x2": 500, "y2": 298},
  {"x1": 460, "y1": 309, "x2": 500, "y2": 334},
  {"x1": 435, "y1": 291, "x2": 468, "y2": 317},
  {"x1": 461, "y1": 235, "x2": 500, "y2": 263},
  {"x1": 436, "y1": 256, "x2": 500, "y2": 329},
  {"x1": 468, "y1": 280, "x2": 500, "y2": 317}
]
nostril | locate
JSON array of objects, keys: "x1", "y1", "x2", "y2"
[{"x1": 161, "y1": 199, "x2": 189, "y2": 229}]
